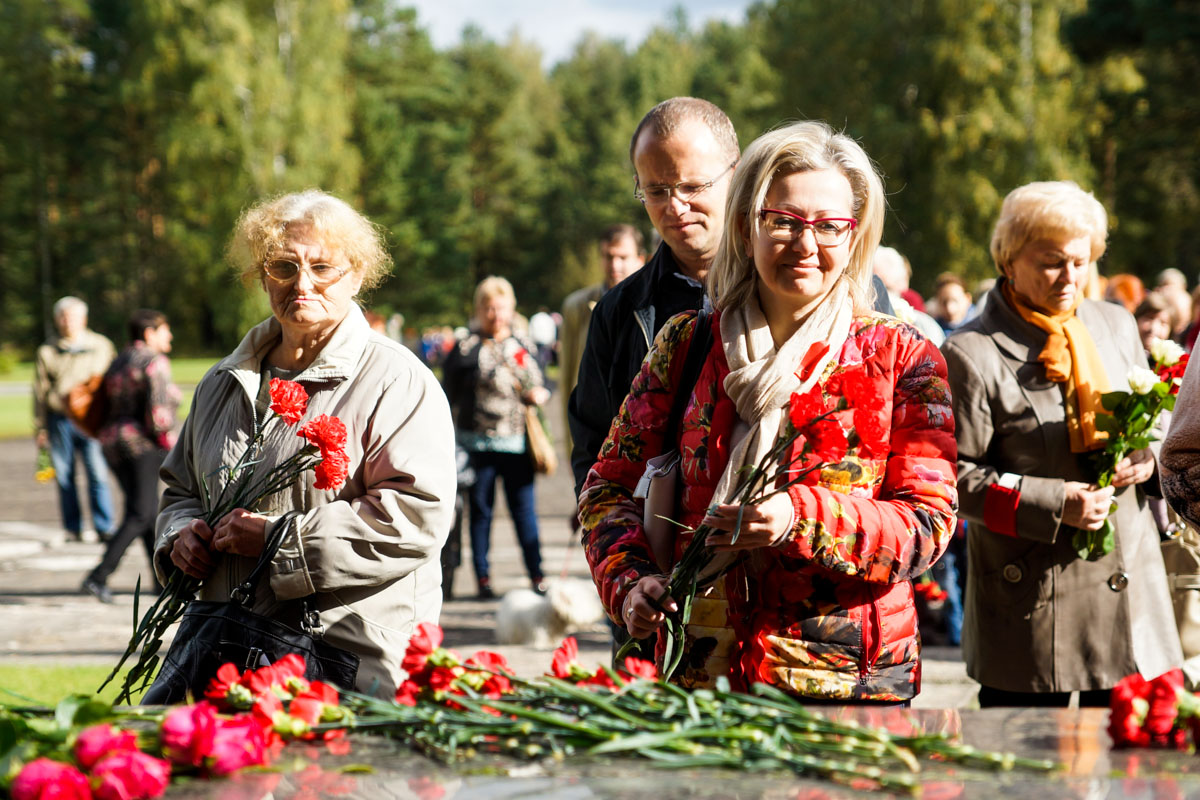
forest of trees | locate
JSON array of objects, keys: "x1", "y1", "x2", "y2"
[{"x1": 1, "y1": 0, "x2": 1196, "y2": 353}]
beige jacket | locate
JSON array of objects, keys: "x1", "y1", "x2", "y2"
[
  {"x1": 154, "y1": 304, "x2": 457, "y2": 696},
  {"x1": 559, "y1": 283, "x2": 605, "y2": 455},
  {"x1": 944, "y1": 288, "x2": 1181, "y2": 692},
  {"x1": 33, "y1": 329, "x2": 115, "y2": 434}
]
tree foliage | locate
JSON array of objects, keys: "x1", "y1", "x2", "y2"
[{"x1": 1, "y1": 0, "x2": 1194, "y2": 354}]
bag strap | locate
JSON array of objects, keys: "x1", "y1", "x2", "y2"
[
  {"x1": 661, "y1": 307, "x2": 713, "y2": 452},
  {"x1": 230, "y1": 510, "x2": 304, "y2": 608}
]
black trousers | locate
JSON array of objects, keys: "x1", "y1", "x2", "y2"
[
  {"x1": 977, "y1": 684, "x2": 1111, "y2": 708},
  {"x1": 89, "y1": 450, "x2": 164, "y2": 589}
]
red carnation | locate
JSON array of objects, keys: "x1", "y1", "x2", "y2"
[
  {"x1": 620, "y1": 657, "x2": 657, "y2": 681},
  {"x1": 809, "y1": 418, "x2": 848, "y2": 464},
  {"x1": 313, "y1": 448, "x2": 349, "y2": 491},
  {"x1": 466, "y1": 650, "x2": 514, "y2": 697},
  {"x1": 161, "y1": 702, "x2": 218, "y2": 768},
  {"x1": 1109, "y1": 673, "x2": 1152, "y2": 748},
  {"x1": 550, "y1": 636, "x2": 581, "y2": 679},
  {"x1": 298, "y1": 414, "x2": 348, "y2": 455},
  {"x1": 268, "y1": 378, "x2": 309, "y2": 425},
  {"x1": 852, "y1": 406, "x2": 889, "y2": 458},
  {"x1": 838, "y1": 368, "x2": 875, "y2": 408},
  {"x1": 73, "y1": 723, "x2": 139, "y2": 771},
  {"x1": 402, "y1": 622, "x2": 444, "y2": 675},
  {"x1": 394, "y1": 679, "x2": 421, "y2": 706},
  {"x1": 788, "y1": 386, "x2": 826, "y2": 431}
]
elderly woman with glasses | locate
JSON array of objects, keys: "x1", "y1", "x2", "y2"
[
  {"x1": 154, "y1": 190, "x2": 457, "y2": 696},
  {"x1": 942, "y1": 181, "x2": 1181, "y2": 707},
  {"x1": 578, "y1": 120, "x2": 957, "y2": 703}
]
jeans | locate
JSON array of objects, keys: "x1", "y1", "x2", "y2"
[
  {"x1": 468, "y1": 451, "x2": 543, "y2": 583},
  {"x1": 47, "y1": 412, "x2": 115, "y2": 536},
  {"x1": 89, "y1": 450, "x2": 164, "y2": 589}
]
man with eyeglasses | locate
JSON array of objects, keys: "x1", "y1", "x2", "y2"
[{"x1": 568, "y1": 97, "x2": 739, "y2": 497}]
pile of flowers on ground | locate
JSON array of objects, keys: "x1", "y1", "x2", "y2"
[
  {"x1": 4, "y1": 627, "x2": 1067, "y2": 797},
  {"x1": 1108, "y1": 668, "x2": 1200, "y2": 749},
  {"x1": 2, "y1": 655, "x2": 357, "y2": 799}
]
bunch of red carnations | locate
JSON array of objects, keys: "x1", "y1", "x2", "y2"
[
  {"x1": 106, "y1": 378, "x2": 351, "y2": 703},
  {"x1": 393, "y1": 623, "x2": 657, "y2": 709},
  {"x1": 1108, "y1": 668, "x2": 1200, "y2": 749}
]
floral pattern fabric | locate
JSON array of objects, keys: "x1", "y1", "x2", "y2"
[
  {"x1": 98, "y1": 341, "x2": 180, "y2": 462},
  {"x1": 579, "y1": 310, "x2": 958, "y2": 702},
  {"x1": 442, "y1": 333, "x2": 544, "y2": 454}
]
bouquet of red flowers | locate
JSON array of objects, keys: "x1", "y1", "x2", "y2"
[
  {"x1": 102, "y1": 379, "x2": 350, "y2": 702},
  {"x1": 619, "y1": 370, "x2": 881, "y2": 679}
]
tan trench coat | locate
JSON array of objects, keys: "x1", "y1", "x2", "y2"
[
  {"x1": 154, "y1": 304, "x2": 457, "y2": 696},
  {"x1": 942, "y1": 288, "x2": 1181, "y2": 693}
]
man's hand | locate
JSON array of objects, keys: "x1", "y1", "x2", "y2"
[{"x1": 170, "y1": 519, "x2": 217, "y2": 579}]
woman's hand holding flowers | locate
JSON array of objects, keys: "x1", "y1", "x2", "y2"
[
  {"x1": 1062, "y1": 482, "x2": 1115, "y2": 530},
  {"x1": 211, "y1": 508, "x2": 270, "y2": 557},
  {"x1": 170, "y1": 519, "x2": 217, "y2": 579},
  {"x1": 702, "y1": 494, "x2": 795, "y2": 550},
  {"x1": 623, "y1": 576, "x2": 677, "y2": 639},
  {"x1": 1110, "y1": 447, "x2": 1155, "y2": 488}
]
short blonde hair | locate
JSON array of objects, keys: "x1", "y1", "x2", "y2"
[
  {"x1": 229, "y1": 190, "x2": 392, "y2": 290},
  {"x1": 473, "y1": 275, "x2": 516, "y2": 313},
  {"x1": 990, "y1": 181, "x2": 1107, "y2": 274},
  {"x1": 708, "y1": 121, "x2": 885, "y2": 314}
]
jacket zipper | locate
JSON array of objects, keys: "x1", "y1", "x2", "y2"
[{"x1": 859, "y1": 590, "x2": 881, "y2": 685}]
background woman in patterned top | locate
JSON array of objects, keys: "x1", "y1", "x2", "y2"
[
  {"x1": 443, "y1": 276, "x2": 551, "y2": 599},
  {"x1": 579, "y1": 121, "x2": 958, "y2": 702},
  {"x1": 82, "y1": 309, "x2": 179, "y2": 603}
]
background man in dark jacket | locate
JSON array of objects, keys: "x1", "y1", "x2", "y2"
[{"x1": 568, "y1": 97, "x2": 739, "y2": 495}]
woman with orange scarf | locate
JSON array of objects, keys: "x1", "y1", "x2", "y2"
[{"x1": 943, "y1": 181, "x2": 1181, "y2": 707}]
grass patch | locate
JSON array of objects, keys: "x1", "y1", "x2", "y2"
[
  {"x1": 0, "y1": 664, "x2": 143, "y2": 707},
  {"x1": 0, "y1": 358, "x2": 213, "y2": 441}
]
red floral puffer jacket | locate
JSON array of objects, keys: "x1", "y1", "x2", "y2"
[{"x1": 579, "y1": 310, "x2": 958, "y2": 702}]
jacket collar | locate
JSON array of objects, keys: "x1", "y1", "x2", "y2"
[
  {"x1": 973, "y1": 281, "x2": 1047, "y2": 363},
  {"x1": 631, "y1": 242, "x2": 682, "y2": 310},
  {"x1": 219, "y1": 303, "x2": 371, "y2": 385}
]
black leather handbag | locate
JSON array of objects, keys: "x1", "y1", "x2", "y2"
[{"x1": 142, "y1": 512, "x2": 359, "y2": 704}]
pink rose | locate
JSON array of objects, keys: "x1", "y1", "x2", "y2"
[
  {"x1": 74, "y1": 724, "x2": 139, "y2": 770},
  {"x1": 160, "y1": 702, "x2": 217, "y2": 767},
  {"x1": 11, "y1": 758, "x2": 92, "y2": 800},
  {"x1": 208, "y1": 715, "x2": 269, "y2": 775},
  {"x1": 91, "y1": 751, "x2": 171, "y2": 800}
]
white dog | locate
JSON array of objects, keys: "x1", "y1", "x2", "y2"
[{"x1": 495, "y1": 577, "x2": 606, "y2": 647}]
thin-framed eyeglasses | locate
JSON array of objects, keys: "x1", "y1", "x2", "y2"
[
  {"x1": 634, "y1": 162, "x2": 737, "y2": 206},
  {"x1": 759, "y1": 208, "x2": 857, "y2": 247},
  {"x1": 262, "y1": 259, "x2": 349, "y2": 286}
]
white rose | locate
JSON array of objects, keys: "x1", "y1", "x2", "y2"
[
  {"x1": 1149, "y1": 337, "x2": 1185, "y2": 367},
  {"x1": 1127, "y1": 366, "x2": 1159, "y2": 394}
]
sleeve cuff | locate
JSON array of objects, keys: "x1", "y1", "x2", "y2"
[{"x1": 983, "y1": 482, "x2": 1021, "y2": 537}]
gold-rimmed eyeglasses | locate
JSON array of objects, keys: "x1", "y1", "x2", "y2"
[
  {"x1": 634, "y1": 162, "x2": 736, "y2": 207},
  {"x1": 262, "y1": 259, "x2": 349, "y2": 286}
]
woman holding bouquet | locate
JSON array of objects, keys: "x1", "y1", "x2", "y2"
[
  {"x1": 579, "y1": 121, "x2": 958, "y2": 703},
  {"x1": 942, "y1": 181, "x2": 1181, "y2": 707},
  {"x1": 155, "y1": 190, "x2": 457, "y2": 697},
  {"x1": 441, "y1": 276, "x2": 550, "y2": 599}
]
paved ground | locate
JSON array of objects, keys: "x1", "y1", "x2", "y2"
[{"x1": 0, "y1": 391, "x2": 977, "y2": 707}]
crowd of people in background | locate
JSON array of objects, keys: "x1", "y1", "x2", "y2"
[{"x1": 33, "y1": 94, "x2": 1200, "y2": 709}]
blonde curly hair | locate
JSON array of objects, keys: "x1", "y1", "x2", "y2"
[{"x1": 229, "y1": 190, "x2": 392, "y2": 290}]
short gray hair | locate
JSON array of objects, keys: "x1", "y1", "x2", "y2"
[
  {"x1": 990, "y1": 181, "x2": 1107, "y2": 274},
  {"x1": 629, "y1": 97, "x2": 739, "y2": 164},
  {"x1": 53, "y1": 296, "x2": 87, "y2": 319}
]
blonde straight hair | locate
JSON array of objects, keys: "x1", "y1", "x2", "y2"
[{"x1": 708, "y1": 121, "x2": 885, "y2": 315}]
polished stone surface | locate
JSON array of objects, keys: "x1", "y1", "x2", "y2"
[{"x1": 162, "y1": 708, "x2": 1200, "y2": 799}]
